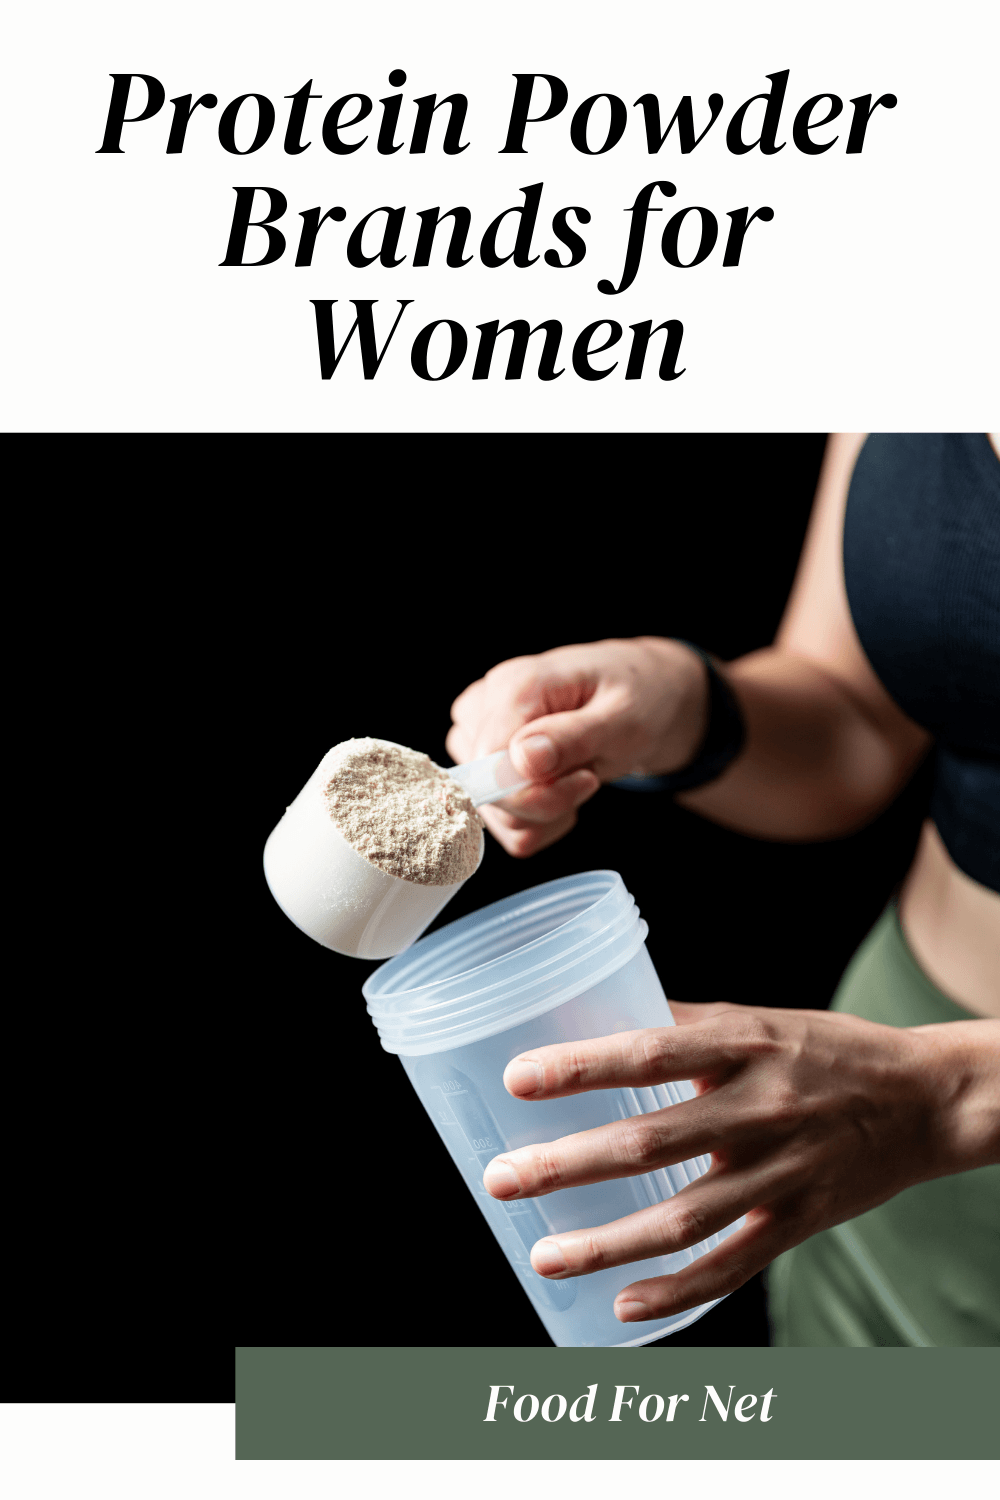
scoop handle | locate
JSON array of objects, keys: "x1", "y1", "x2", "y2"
[{"x1": 448, "y1": 749, "x2": 530, "y2": 807}]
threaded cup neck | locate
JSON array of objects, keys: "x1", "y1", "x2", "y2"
[{"x1": 363, "y1": 870, "x2": 646, "y2": 1056}]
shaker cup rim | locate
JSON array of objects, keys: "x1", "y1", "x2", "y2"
[{"x1": 363, "y1": 870, "x2": 649, "y2": 1055}]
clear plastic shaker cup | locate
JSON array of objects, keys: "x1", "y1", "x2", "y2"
[
  {"x1": 364, "y1": 870, "x2": 743, "y2": 1347},
  {"x1": 263, "y1": 746, "x2": 527, "y2": 960}
]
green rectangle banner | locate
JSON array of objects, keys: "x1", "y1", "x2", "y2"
[{"x1": 235, "y1": 1346, "x2": 999, "y2": 1460}]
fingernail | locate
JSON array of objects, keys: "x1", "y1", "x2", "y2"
[
  {"x1": 504, "y1": 1059, "x2": 542, "y2": 1096},
  {"x1": 483, "y1": 1159, "x2": 520, "y2": 1199},
  {"x1": 518, "y1": 734, "x2": 558, "y2": 775},
  {"x1": 531, "y1": 1240, "x2": 568, "y2": 1277},
  {"x1": 615, "y1": 1299, "x2": 648, "y2": 1322}
]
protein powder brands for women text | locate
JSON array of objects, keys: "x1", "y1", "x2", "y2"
[{"x1": 97, "y1": 70, "x2": 897, "y2": 382}]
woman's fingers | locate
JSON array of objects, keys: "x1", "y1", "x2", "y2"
[
  {"x1": 475, "y1": 768, "x2": 601, "y2": 856},
  {"x1": 483, "y1": 1092, "x2": 742, "y2": 1201},
  {"x1": 446, "y1": 688, "x2": 602, "y2": 862},
  {"x1": 612, "y1": 1208, "x2": 790, "y2": 1322},
  {"x1": 505, "y1": 687, "x2": 634, "y2": 784},
  {"x1": 449, "y1": 663, "x2": 549, "y2": 763},
  {"x1": 668, "y1": 1000, "x2": 736, "y2": 1026},
  {"x1": 494, "y1": 769, "x2": 601, "y2": 822},
  {"x1": 502, "y1": 1015, "x2": 760, "y2": 1100},
  {"x1": 525, "y1": 1163, "x2": 781, "y2": 1282},
  {"x1": 478, "y1": 805, "x2": 580, "y2": 858}
]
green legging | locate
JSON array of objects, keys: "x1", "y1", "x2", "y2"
[{"x1": 768, "y1": 906, "x2": 1000, "y2": 1347}]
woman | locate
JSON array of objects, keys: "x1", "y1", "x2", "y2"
[{"x1": 446, "y1": 433, "x2": 1000, "y2": 1347}]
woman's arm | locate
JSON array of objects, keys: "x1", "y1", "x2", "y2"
[
  {"x1": 449, "y1": 435, "x2": 997, "y2": 1320},
  {"x1": 679, "y1": 433, "x2": 931, "y2": 838},
  {"x1": 448, "y1": 435, "x2": 930, "y2": 856}
]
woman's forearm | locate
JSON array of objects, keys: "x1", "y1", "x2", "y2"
[{"x1": 678, "y1": 646, "x2": 930, "y2": 841}]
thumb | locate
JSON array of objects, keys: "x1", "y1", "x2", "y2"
[{"x1": 507, "y1": 693, "x2": 624, "y2": 782}]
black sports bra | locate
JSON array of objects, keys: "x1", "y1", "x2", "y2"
[{"x1": 843, "y1": 434, "x2": 1000, "y2": 892}]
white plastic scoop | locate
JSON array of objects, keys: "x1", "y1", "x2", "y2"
[
  {"x1": 263, "y1": 747, "x2": 530, "y2": 961},
  {"x1": 446, "y1": 748, "x2": 530, "y2": 807}
]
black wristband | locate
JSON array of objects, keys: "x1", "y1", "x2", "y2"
[{"x1": 613, "y1": 643, "x2": 746, "y2": 794}]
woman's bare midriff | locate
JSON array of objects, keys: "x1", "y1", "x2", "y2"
[{"x1": 898, "y1": 820, "x2": 1000, "y2": 1018}]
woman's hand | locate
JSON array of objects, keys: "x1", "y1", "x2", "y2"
[
  {"x1": 481, "y1": 1003, "x2": 1000, "y2": 1324},
  {"x1": 446, "y1": 637, "x2": 709, "y2": 857}
]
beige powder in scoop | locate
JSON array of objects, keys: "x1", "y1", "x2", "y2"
[{"x1": 323, "y1": 738, "x2": 484, "y2": 886}]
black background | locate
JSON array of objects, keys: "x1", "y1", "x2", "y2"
[{"x1": 237, "y1": 433, "x2": 931, "y2": 1349}]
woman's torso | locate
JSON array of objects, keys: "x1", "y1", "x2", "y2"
[{"x1": 842, "y1": 433, "x2": 1000, "y2": 1018}]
